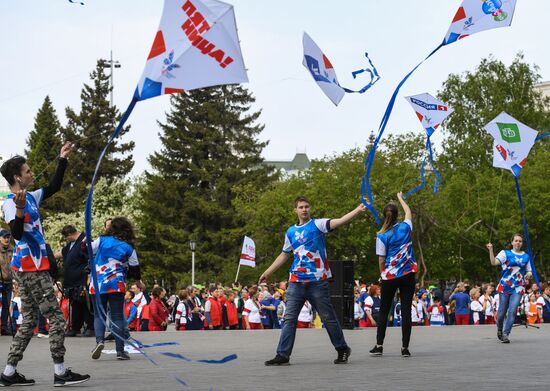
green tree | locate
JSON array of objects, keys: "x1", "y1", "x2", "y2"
[
  {"x1": 59, "y1": 61, "x2": 135, "y2": 213},
  {"x1": 25, "y1": 96, "x2": 63, "y2": 213},
  {"x1": 137, "y1": 85, "x2": 274, "y2": 285}
]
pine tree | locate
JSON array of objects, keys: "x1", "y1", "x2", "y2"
[
  {"x1": 59, "y1": 61, "x2": 135, "y2": 213},
  {"x1": 138, "y1": 85, "x2": 274, "y2": 284},
  {"x1": 25, "y1": 96, "x2": 63, "y2": 213}
]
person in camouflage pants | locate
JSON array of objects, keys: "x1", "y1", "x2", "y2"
[
  {"x1": 8, "y1": 271, "x2": 66, "y2": 366},
  {"x1": 0, "y1": 144, "x2": 90, "y2": 387}
]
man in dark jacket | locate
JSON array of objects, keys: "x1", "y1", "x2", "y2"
[
  {"x1": 0, "y1": 229, "x2": 13, "y2": 335},
  {"x1": 60, "y1": 225, "x2": 93, "y2": 337}
]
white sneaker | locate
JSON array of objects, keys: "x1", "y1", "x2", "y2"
[{"x1": 37, "y1": 333, "x2": 50, "y2": 338}]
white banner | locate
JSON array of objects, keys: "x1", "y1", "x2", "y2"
[{"x1": 239, "y1": 236, "x2": 256, "y2": 268}]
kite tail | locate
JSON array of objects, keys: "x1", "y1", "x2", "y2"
[
  {"x1": 344, "y1": 53, "x2": 381, "y2": 94},
  {"x1": 361, "y1": 41, "x2": 445, "y2": 222},
  {"x1": 403, "y1": 158, "x2": 427, "y2": 199},
  {"x1": 535, "y1": 132, "x2": 550, "y2": 141},
  {"x1": 426, "y1": 138, "x2": 442, "y2": 192},
  {"x1": 84, "y1": 97, "x2": 138, "y2": 346},
  {"x1": 514, "y1": 176, "x2": 540, "y2": 287}
]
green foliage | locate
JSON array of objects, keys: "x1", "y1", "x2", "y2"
[
  {"x1": 58, "y1": 61, "x2": 135, "y2": 213},
  {"x1": 25, "y1": 96, "x2": 63, "y2": 214},
  {"x1": 137, "y1": 85, "x2": 275, "y2": 287}
]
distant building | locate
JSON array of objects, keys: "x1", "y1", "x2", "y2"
[
  {"x1": 264, "y1": 152, "x2": 311, "y2": 176},
  {"x1": 535, "y1": 81, "x2": 550, "y2": 103}
]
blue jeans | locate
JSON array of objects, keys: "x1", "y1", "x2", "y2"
[
  {"x1": 1, "y1": 282, "x2": 12, "y2": 333},
  {"x1": 92, "y1": 293, "x2": 126, "y2": 353},
  {"x1": 497, "y1": 292, "x2": 521, "y2": 336},
  {"x1": 276, "y1": 280, "x2": 348, "y2": 358}
]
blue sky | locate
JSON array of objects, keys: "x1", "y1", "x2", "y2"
[{"x1": 1, "y1": 0, "x2": 548, "y2": 175}]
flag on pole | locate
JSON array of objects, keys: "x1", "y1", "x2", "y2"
[{"x1": 239, "y1": 236, "x2": 256, "y2": 268}]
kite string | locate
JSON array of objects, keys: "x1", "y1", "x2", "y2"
[
  {"x1": 361, "y1": 41, "x2": 445, "y2": 224},
  {"x1": 488, "y1": 170, "x2": 504, "y2": 244},
  {"x1": 514, "y1": 176, "x2": 540, "y2": 287}
]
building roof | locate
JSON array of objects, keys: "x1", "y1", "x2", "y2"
[{"x1": 264, "y1": 153, "x2": 311, "y2": 172}]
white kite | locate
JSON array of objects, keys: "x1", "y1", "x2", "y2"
[
  {"x1": 135, "y1": 0, "x2": 248, "y2": 100},
  {"x1": 404, "y1": 93, "x2": 454, "y2": 197},
  {"x1": 444, "y1": 0, "x2": 517, "y2": 44},
  {"x1": 484, "y1": 112, "x2": 538, "y2": 177},
  {"x1": 302, "y1": 32, "x2": 379, "y2": 106}
]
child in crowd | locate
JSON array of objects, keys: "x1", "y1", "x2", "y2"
[
  {"x1": 427, "y1": 297, "x2": 445, "y2": 326},
  {"x1": 411, "y1": 294, "x2": 421, "y2": 326},
  {"x1": 297, "y1": 301, "x2": 313, "y2": 328},
  {"x1": 124, "y1": 291, "x2": 138, "y2": 331},
  {"x1": 526, "y1": 294, "x2": 539, "y2": 325},
  {"x1": 222, "y1": 291, "x2": 239, "y2": 330},
  {"x1": 175, "y1": 289, "x2": 190, "y2": 331},
  {"x1": 469, "y1": 288, "x2": 486, "y2": 325},
  {"x1": 242, "y1": 286, "x2": 263, "y2": 330}
]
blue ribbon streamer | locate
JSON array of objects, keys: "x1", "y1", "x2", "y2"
[
  {"x1": 535, "y1": 132, "x2": 550, "y2": 141},
  {"x1": 68, "y1": 0, "x2": 84, "y2": 5},
  {"x1": 160, "y1": 352, "x2": 238, "y2": 365},
  {"x1": 361, "y1": 41, "x2": 445, "y2": 223},
  {"x1": 134, "y1": 341, "x2": 180, "y2": 349},
  {"x1": 514, "y1": 176, "x2": 540, "y2": 288},
  {"x1": 341, "y1": 52, "x2": 381, "y2": 94},
  {"x1": 403, "y1": 137, "x2": 443, "y2": 199}
]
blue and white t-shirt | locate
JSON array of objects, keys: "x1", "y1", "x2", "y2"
[
  {"x1": 376, "y1": 219, "x2": 417, "y2": 280},
  {"x1": 3, "y1": 189, "x2": 49, "y2": 272},
  {"x1": 283, "y1": 218, "x2": 331, "y2": 282},
  {"x1": 89, "y1": 236, "x2": 138, "y2": 295},
  {"x1": 495, "y1": 250, "x2": 531, "y2": 295}
]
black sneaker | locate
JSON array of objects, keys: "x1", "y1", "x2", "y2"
[
  {"x1": 264, "y1": 355, "x2": 290, "y2": 366},
  {"x1": 0, "y1": 371, "x2": 35, "y2": 386},
  {"x1": 501, "y1": 335, "x2": 510, "y2": 344},
  {"x1": 0, "y1": 329, "x2": 12, "y2": 336},
  {"x1": 117, "y1": 351, "x2": 130, "y2": 360},
  {"x1": 497, "y1": 329, "x2": 503, "y2": 341},
  {"x1": 54, "y1": 369, "x2": 90, "y2": 387},
  {"x1": 401, "y1": 347, "x2": 411, "y2": 357},
  {"x1": 91, "y1": 342, "x2": 104, "y2": 360},
  {"x1": 369, "y1": 345, "x2": 383, "y2": 356},
  {"x1": 334, "y1": 347, "x2": 351, "y2": 364}
]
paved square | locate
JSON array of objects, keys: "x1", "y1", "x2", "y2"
[{"x1": 0, "y1": 325, "x2": 547, "y2": 390}]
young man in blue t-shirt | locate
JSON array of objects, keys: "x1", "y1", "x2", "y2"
[{"x1": 260, "y1": 196, "x2": 366, "y2": 365}]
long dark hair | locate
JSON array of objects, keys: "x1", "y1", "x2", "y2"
[
  {"x1": 110, "y1": 217, "x2": 136, "y2": 245},
  {"x1": 378, "y1": 203, "x2": 398, "y2": 234}
]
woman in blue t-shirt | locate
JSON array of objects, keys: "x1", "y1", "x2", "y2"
[
  {"x1": 369, "y1": 192, "x2": 417, "y2": 358},
  {"x1": 89, "y1": 217, "x2": 141, "y2": 360},
  {"x1": 486, "y1": 233, "x2": 532, "y2": 343}
]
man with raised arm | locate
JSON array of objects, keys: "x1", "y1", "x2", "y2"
[{"x1": 260, "y1": 196, "x2": 366, "y2": 366}]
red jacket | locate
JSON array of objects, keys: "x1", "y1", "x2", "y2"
[
  {"x1": 207, "y1": 297, "x2": 222, "y2": 327},
  {"x1": 148, "y1": 298, "x2": 169, "y2": 331},
  {"x1": 224, "y1": 301, "x2": 238, "y2": 327},
  {"x1": 124, "y1": 300, "x2": 139, "y2": 330}
]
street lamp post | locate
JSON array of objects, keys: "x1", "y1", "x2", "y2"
[{"x1": 190, "y1": 240, "x2": 197, "y2": 286}]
